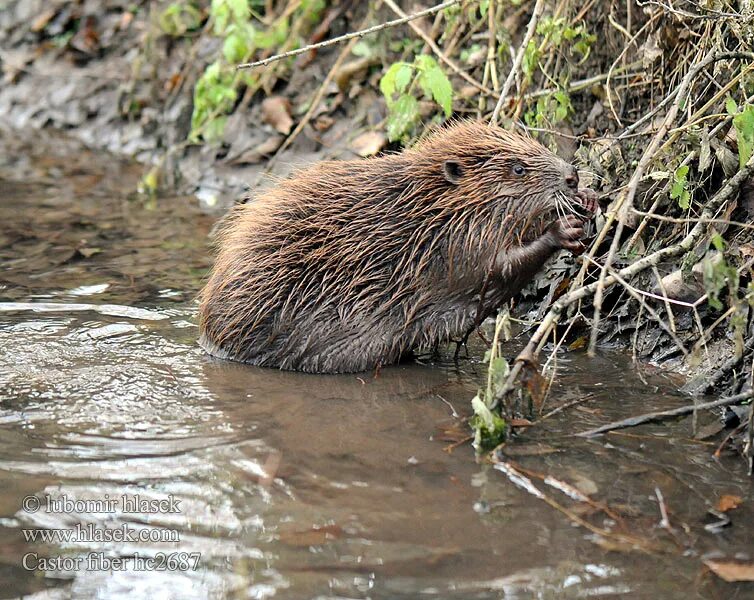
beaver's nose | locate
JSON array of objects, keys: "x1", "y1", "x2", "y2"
[{"x1": 565, "y1": 166, "x2": 579, "y2": 190}]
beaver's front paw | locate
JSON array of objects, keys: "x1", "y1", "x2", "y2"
[
  {"x1": 575, "y1": 188, "x2": 599, "y2": 216},
  {"x1": 548, "y1": 214, "x2": 586, "y2": 254}
]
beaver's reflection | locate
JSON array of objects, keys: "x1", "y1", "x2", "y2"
[
  {"x1": 198, "y1": 357, "x2": 496, "y2": 590},
  {"x1": 199, "y1": 357, "x2": 475, "y2": 484}
]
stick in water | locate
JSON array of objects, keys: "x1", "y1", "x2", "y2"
[{"x1": 575, "y1": 391, "x2": 753, "y2": 437}]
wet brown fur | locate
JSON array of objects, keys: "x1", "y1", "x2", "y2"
[{"x1": 198, "y1": 120, "x2": 586, "y2": 373}]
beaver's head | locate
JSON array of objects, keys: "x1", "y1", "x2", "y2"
[{"x1": 410, "y1": 120, "x2": 585, "y2": 222}]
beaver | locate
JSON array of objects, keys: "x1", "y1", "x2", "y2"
[{"x1": 198, "y1": 120, "x2": 597, "y2": 373}]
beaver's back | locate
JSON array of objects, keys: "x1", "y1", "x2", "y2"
[{"x1": 198, "y1": 154, "x2": 463, "y2": 373}]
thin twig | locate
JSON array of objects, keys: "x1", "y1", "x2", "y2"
[
  {"x1": 260, "y1": 3, "x2": 382, "y2": 177},
  {"x1": 487, "y1": 0, "x2": 499, "y2": 91},
  {"x1": 582, "y1": 255, "x2": 689, "y2": 357},
  {"x1": 652, "y1": 266, "x2": 676, "y2": 333},
  {"x1": 631, "y1": 210, "x2": 754, "y2": 232},
  {"x1": 524, "y1": 65, "x2": 643, "y2": 100},
  {"x1": 747, "y1": 388, "x2": 753, "y2": 475},
  {"x1": 625, "y1": 151, "x2": 695, "y2": 252},
  {"x1": 237, "y1": 0, "x2": 464, "y2": 69},
  {"x1": 588, "y1": 51, "x2": 752, "y2": 356},
  {"x1": 489, "y1": 0, "x2": 546, "y2": 124},
  {"x1": 509, "y1": 461, "x2": 626, "y2": 524},
  {"x1": 382, "y1": 0, "x2": 493, "y2": 95},
  {"x1": 655, "y1": 487, "x2": 672, "y2": 531},
  {"x1": 540, "y1": 394, "x2": 595, "y2": 420},
  {"x1": 575, "y1": 391, "x2": 753, "y2": 438}
]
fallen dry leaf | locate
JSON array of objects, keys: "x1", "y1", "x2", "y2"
[
  {"x1": 261, "y1": 96, "x2": 293, "y2": 135},
  {"x1": 568, "y1": 336, "x2": 588, "y2": 350},
  {"x1": 334, "y1": 56, "x2": 373, "y2": 91},
  {"x1": 31, "y1": 8, "x2": 57, "y2": 32},
  {"x1": 278, "y1": 524, "x2": 343, "y2": 547},
  {"x1": 715, "y1": 494, "x2": 743, "y2": 513},
  {"x1": 313, "y1": 115, "x2": 334, "y2": 132},
  {"x1": 76, "y1": 247, "x2": 102, "y2": 259},
  {"x1": 350, "y1": 131, "x2": 385, "y2": 157},
  {"x1": 119, "y1": 11, "x2": 134, "y2": 30},
  {"x1": 227, "y1": 134, "x2": 284, "y2": 165},
  {"x1": 565, "y1": 471, "x2": 599, "y2": 496},
  {"x1": 436, "y1": 422, "x2": 472, "y2": 443},
  {"x1": 70, "y1": 16, "x2": 100, "y2": 55},
  {"x1": 521, "y1": 363, "x2": 546, "y2": 413},
  {"x1": 164, "y1": 72, "x2": 183, "y2": 93},
  {"x1": 704, "y1": 559, "x2": 754, "y2": 582}
]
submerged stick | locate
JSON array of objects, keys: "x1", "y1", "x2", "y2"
[
  {"x1": 492, "y1": 459, "x2": 656, "y2": 551},
  {"x1": 575, "y1": 391, "x2": 753, "y2": 438},
  {"x1": 236, "y1": 0, "x2": 463, "y2": 70}
]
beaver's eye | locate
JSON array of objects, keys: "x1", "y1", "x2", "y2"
[{"x1": 512, "y1": 164, "x2": 526, "y2": 177}]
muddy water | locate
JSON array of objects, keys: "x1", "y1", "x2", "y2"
[{"x1": 0, "y1": 127, "x2": 752, "y2": 600}]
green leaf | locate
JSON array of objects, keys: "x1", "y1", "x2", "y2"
[
  {"x1": 418, "y1": 65, "x2": 453, "y2": 117},
  {"x1": 479, "y1": 0, "x2": 489, "y2": 17},
  {"x1": 380, "y1": 64, "x2": 398, "y2": 103},
  {"x1": 711, "y1": 232, "x2": 726, "y2": 252},
  {"x1": 522, "y1": 39, "x2": 539, "y2": 77},
  {"x1": 380, "y1": 62, "x2": 413, "y2": 105},
  {"x1": 487, "y1": 356, "x2": 510, "y2": 398},
  {"x1": 733, "y1": 105, "x2": 754, "y2": 168},
  {"x1": 190, "y1": 61, "x2": 238, "y2": 140},
  {"x1": 563, "y1": 25, "x2": 580, "y2": 41},
  {"x1": 386, "y1": 93, "x2": 419, "y2": 142},
  {"x1": 158, "y1": 3, "x2": 202, "y2": 36},
  {"x1": 678, "y1": 189, "x2": 690, "y2": 209},
  {"x1": 470, "y1": 395, "x2": 507, "y2": 451},
  {"x1": 351, "y1": 41, "x2": 372, "y2": 58},
  {"x1": 211, "y1": 0, "x2": 230, "y2": 34},
  {"x1": 702, "y1": 254, "x2": 734, "y2": 311},
  {"x1": 222, "y1": 30, "x2": 249, "y2": 63},
  {"x1": 670, "y1": 164, "x2": 690, "y2": 209},
  {"x1": 414, "y1": 54, "x2": 438, "y2": 72},
  {"x1": 254, "y1": 19, "x2": 288, "y2": 50},
  {"x1": 725, "y1": 96, "x2": 738, "y2": 116},
  {"x1": 415, "y1": 56, "x2": 452, "y2": 117},
  {"x1": 471, "y1": 395, "x2": 495, "y2": 430},
  {"x1": 552, "y1": 90, "x2": 571, "y2": 123},
  {"x1": 227, "y1": 0, "x2": 249, "y2": 21},
  {"x1": 395, "y1": 64, "x2": 413, "y2": 95}
]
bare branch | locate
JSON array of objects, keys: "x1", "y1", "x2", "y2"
[
  {"x1": 236, "y1": 0, "x2": 464, "y2": 70},
  {"x1": 587, "y1": 51, "x2": 754, "y2": 355},
  {"x1": 575, "y1": 391, "x2": 753, "y2": 438},
  {"x1": 494, "y1": 150, "x2": 754, "y2": 412},
  {"x1": 382, "y1": 0, "x2": 493, "y2": 95},
  {"x1": 490, "y1": 0, "x2": 545, "y2": 124}
]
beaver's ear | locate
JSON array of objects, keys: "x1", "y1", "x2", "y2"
[{"x1": 443, "y1": 160, "x2": 463, "y2": 184}]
